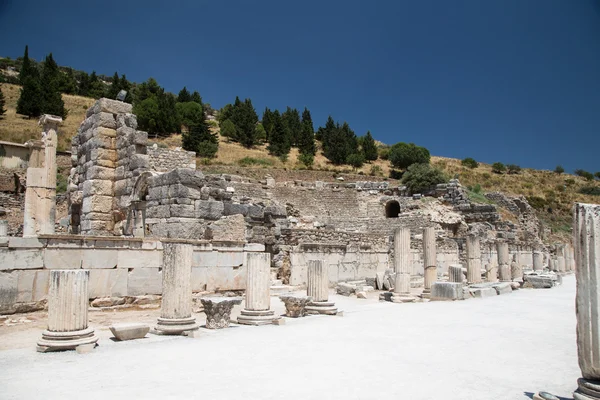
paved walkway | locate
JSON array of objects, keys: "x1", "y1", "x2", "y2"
[{"x1": 0, "y1": 275, "x2": 579, "y2": 400}]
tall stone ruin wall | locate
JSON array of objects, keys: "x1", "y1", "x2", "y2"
[{"x1": 147, "y1": 146, "x2": 196, "y2": 172}]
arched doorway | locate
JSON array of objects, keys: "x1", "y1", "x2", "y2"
[{"x1": 385, "y1": 200, "x2": 400, "y2": 218}]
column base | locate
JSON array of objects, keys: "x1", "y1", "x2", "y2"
[
  {"x1": 391, "y1": 293, "x2": 417, "y2": 303},
  {"x1": 155, "y1": 316, "x2": 198, "y2": 335},
  {"x1": 37, "y1": 327, "x2": 98, "y2": 352},
  {"x1": 237, "y1": 309, "x2": 278, "y2": 325},
  {"x1": 305, "y1": 301, "x2": 338, "y2": 315},
  {"x1": 421, "y1": 289, "x2": 431, "y2": 299},
  {"x1": 574, "y1": 378, "x2": 600, "y2": 399}
]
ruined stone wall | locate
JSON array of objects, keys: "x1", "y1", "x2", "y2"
[{"x1": 147, "y1": 146, "x2": 196, "y2": 172}]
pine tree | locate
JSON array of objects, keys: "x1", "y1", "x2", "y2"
[
  {"x1": 191, "y1": 91, "x2": 202, "y2": 104},
  {"x1": 182, "y1": 101, "x2": 219, "y2": 158},
  {"x1": 78, "y1": 71, "x2": 90, "y2": 97},
  {"x1": 231, "y1": 97, "x2": 258, "y2": 148},
  {"x1": 87, "y1": 71, "x2": 106, "y2": 99},
  {"x1": 18, "y1": 45, "x2": 35, "y2": 85},
  {"x1": 119, "y1": 74, "x2": 133, "y2": 103},
  {"x1": 107, "y1": 72, "x2": 121, "y2": 99},
  {"x1": 318, "y1": 116, "x2": 336, "y2": 152},
  {"x1": 58, "y1": 67, "x2": 78, "y2": 94},
  {"x1": 282, "y1": 107, "x2": 302, "y2": 146},
  {"x1": 262, "y1": 107, "x2": 274, "y2": 141},
  {"x1": 40, "y1": 53, "x2": 66, "y2": 118},
  {"x1": 361, "y1": 131, "x2": 378, "y2": 161},
  {"x1": 267, "y1": 110, "x2": 290, "y2": 156},
  {"x1": 323, "y1": 123, "x2": 348, "y2": 165},
  {"x1": 16, "y1": 45, "x2": 43, "y2": 118},
  {"x1": 178, "y1": 86, "x2": 192, "y2": 102},
  {"x1": 0, "y1": 85, "x2": 6, "y2": 118},
  {"x1": 298, "y1": 107, "x2": 315, "y2": 156}
]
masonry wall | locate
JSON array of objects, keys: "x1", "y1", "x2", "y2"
[
  {"x1": 0, "y1": 235, "x2": 265, "y2": 314},
  {"x1": 147, "y1": 146, "x2": 196, "y2": 172}
]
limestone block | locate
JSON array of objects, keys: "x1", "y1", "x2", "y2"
[
  {"x1": 86, "y1": 166, "x2": 115, "y2": 181},
  {"x1": 0, "y1": 249, "x2": 44, "y2": 270},
  {"x1": 109, "y1": 323, "x2": 149, "y2": 341},
  {"x1": 191, "y1": 267, "x2": 207, "y2": 291},
  {"x1": 17, "y1": 270, "x2": 50, "y2": 302},
  {"x1": 89, "y1": 269, "x2": 128, "y2": 298},
  {"x1": 90, "y1": 147, "x2": 117, "y2": 162},
  {"x1": 44, "y1": 248, "x2": 83, "y2": 269},
  {"x1": 247, "y1": 205, "x2": 264, "y2": 220},
  {"x1": 470, "y1": 287, "x2": 497, "y2": 298},
  {"x1": 116, "y1": 113, "x2": 138, "y2": 130},
  {"x1": 169, "y1": 183, "x2": 201, "y2": 200},
  {"x1": 244, "y1": 243, "x2": 266, "y2": 252},
  {"x1": 8, "y1": 237, "x2": 45, "y2": 248},
  {"x1": 133, "y1": 130, "x2": 147, "y2": 145},
  {"x1": 169, "y1": 204, "x2": 195, "y2": 218},
  {"x1": 0, "y1": 271, "x2": 18, "y2": 312},
  {"x1": 493, "y1": 282, "x2": 512, "y2": 295},
  {"x1": 88, "y1": 112, "x2": 117, "y2": 130},
  {"x1": 90, "y1": 132, "x2": 116, "y2": 149},
  {"x1": 195, "y1": 200, "x2": 224, "y2": 220},
  {"x1": 129, "y1": 154, "x2": 149, "y2": 170},
  {"x1": 264, "y1": 205, "x2": 287, "y2": 218},
  {"x1": 127, "y1": 267, "x2": 162, "y2": 296},
  {"x1": 152, "y1": 168, "x2": 205, "y2": 187},
  {"x1": 205, "y1": 215, "x2": 246, "y2": 242},
  {"x1": 216, "y1": 251, "x2": 244, "y2": 267},
  {"x1": 147, "y1": 205, "x2": 171, "y2": 219},
  {"x1": 206, "y1": 266, "x2": 234, "y2": 292},
  {"x1": 223, "y1": 202, "x2": 249, "y2": 216},
  {"x1": 88, "y1": 98, "x2": 133, "y2": 116},
  {"x1": 82, "y1": 180, "x2": 114, "y2": 197},
  {"x1": 192, "y1": 251, "x2": 218, "y2": 267},
  {"x1": 430, "y1": 282, "x2": 464, "y2": 301},
  {"x1": 118, "y1": 249, "x2": 161, "y2": 269},
  {"x1": 82, "y1": 195, "x2": 113, "y2": 214}
]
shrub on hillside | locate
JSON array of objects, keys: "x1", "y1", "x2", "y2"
[
  {"x1": 220, "y1": 119, "x2": 236, "y2": 141},
  {"x1": 389, "y1": 142, "x2": 430, "y2": 170},
  {"x1": 401, "y1": 163, "x2": 448, "y2": 194},
  {"x1": 579, "y1": 186, "x2": 600, "y2": 196},
  {"x1": 461, "y1": 157, "x2": 478, "y2": 169},
  {"x1": 389, "y1": 169, "x2": 403, "y2": 180},
  {"x1": 526, "y1": 196, "x2": 547, "y2": 210},
  {"x1": 491, "y1": 162, "x2": 506, "y2": 174},
  {"x1": 378, "y1": 147, "x2": 390, "y2": 160},
  {"x1": 298, "y1": 153, "x2": 314, "y2": 168},
  {"x1": 575, "y1": 169, "x2": 594, "y2": 181},
  {"x1": 554, "y1": 165, "x2": 564, "y2": 174},
  {"x1": 595, "y1": 172, "x2": 600, "y2": 180},
  {"x1": 346, "y1": 153, "x2": 365, "y2": 169},
  {"x1": 507, "y1": 164, "x2": 521, "y2": 174},
  {"x1": 369, "y1": 165, "x2": 382, "y2": 176},
  {"x1": 565, "y1": 178, "x2": 576, "y2": 186},
  {"x1": 196, "y1": 141, "x2": 218, "y2": 158},
  {"x1": 237, "y1": 157, "x2": 273, "y2": 167}
]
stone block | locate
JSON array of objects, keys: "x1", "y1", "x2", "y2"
[
  {"x1": 430, "y1": 282, "x2": 464, "y2": 301},
  {"x1": 0, "y1": 249, "x2": 44, "y2": 270},
  {"x1": 109, "y1": 323, "x2": 149, "y2": 341},
  {"x1": 169, "y1": 204, "x2": 195, "y2": 218},
  {"x1": 88, "y1": 98, "x2": 133, "y2": 116},
  {"x1": 0, "y1": 271, "x2": 18, "y2": 312},
  {"x1": 264, "y1": 205, "x2": 287, "y2": 218},
  {"x1": 44, "y1": 248, "x2": 83, "y2": 269},
  {"x1": 205, "y1": 215, "x2": 246, "y2": 242},
  {"x1": 244, "y1": 243, "x2": 265, "y2": 252},
  {"x1": 152, "y1": 168, "x2": 205, "y2": 187},
  {"x1": 127, "y1": 267, "x2": 162, "y2": 296},
  {"x1": 90, "y1": 148, "x2": 117, "y2": 162},
  {"x1": 192, "y1": 251, "x2": 218, "y2": 267},
  {"x1": 168, "y1": 183, "x2": 202, "y2": 200},
  {"x1": 89, "y1": 269, "x2": 128, "y2": 297},
  {"x1": 470, "y1": 287, "x2": 497, "y2": 298},
  {"x1": 195, "y1": 200, "x2": 224, "y2": 220},
  {"x1": 216, "y1": 251, "x2": 244, "y2": 267},
  {"x1": 191, "y1": 267, "x2": 207, "y2": 291},
  {"x1": 223, "y1": 202, "x2": 249, "y2": 216},
  {"x1": 118, "y1": 249, "x2": 161, "y2": 269},
  {"x1": 8, "y1": 237, "x2": 45, "y2": 248},
  {"x1": 82, "y1": 195, "x2": 114, "y2": 214},
  {"x1": 82, "y1": 180, "x2": 114, "y2": 196},
  {"x1": 82, "y1": 249, "x2": 119, "y2": 269},
  {"x1": 86, "y1": 166, "x2": 115, "y2": 181},
  {"x1": 146, "y1": 205, "x2": 171, "y2": 219},
  {"x1": 116, "y1": 113, "x2": 138, "y2": 130},
  {"x1": 17, "y1": 270, "x2": 50, "y2": 302},
  {"x1": 129, "y1": 154, "x2": 149, "y2": 170},
  {"x1": 493, "y1": 282, "x2": 512, "y2": 295},
  {"x1": 206, "y1": 266, "x2": 233, "y2": 292}
]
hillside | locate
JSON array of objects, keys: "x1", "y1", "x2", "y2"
[{"x1": 1, "y1": 82, "x2": 598, "y2": 242}]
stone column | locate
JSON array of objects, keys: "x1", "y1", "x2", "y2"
[
  {"x1": 155, "y1": 242, "x2": 198, "y2": 334},
  {"x1": 511, "y1": 254, "x2": 523, "y2": 282},
  {"x1": 486, "y1": 255, "x2": 498, "y2": 282},
  {"x1": 391, "y1": 228, "x2": 416, "y2": 303},
  {"x1": 448, "y1": 264, "x2": 463, "y2": 283},
  {"x1": 497, "y1": 242, "x2": 511, "y2": 282},
  {"x1": 533, "y1": 251, "x2": 543, "y2": 271},
  {"x1": 37, "y1": 270, "x2": 98, "y2": 352},
  {"x1": 466, "y1": 235, "x2": 482, "y2": 284},
  {"x1": 422, "y1": 227, "x2": 437, "y2": 298},
  {"x1": 557, "y1": 244, "x2": 566, "y2": 273},
  {"x1": 305, "y1": 260, "x2": 337, "y2": 315},
  {"x1": 573, "y1": 203, "x2": 600, "y2": 399},
  {"x1": 23, "y1": 115, "x2": 62, "y2": 237},
  {"x1": 0, "y1": 220, "x2": 7, "y2": 237},
  {"x1": 238, "y1": 253, "x2": 278, "y2": 325}
]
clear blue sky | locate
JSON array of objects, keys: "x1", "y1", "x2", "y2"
[{"x1": 1, "y1": 0, "x2": 599, "y2": 173}]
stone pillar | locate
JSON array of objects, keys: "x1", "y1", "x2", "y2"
[
  {"x1": 448, "y1": 264, "x2": 463, "y2": 283},
  {"x1": 466, "y1": 235, "x2": 482, "y2": 284},
  {"x1": 391, "y1": 228, "x2": 416, "y2": 303},
  {"x1": 422, "y1": 227, "x2": 437, "y2": 297},
  {"x1": 511, "y1": 254, "x2": 523, "y2": 282},
  {"x1": 533, "y1": 251, "x2": 543, "y2": 271},
  {"x1": 23, "y1": 115, "x2": 62, "y2": 237},
  {"x1": 37, "y1": 270, "x2": 98, "y2": 352},
  {"x1": 305, "y1": 260, "x2": 337, "y2": 315},
  {"x1": 486, "y1": 256, "x2": 498, "y2": 283},
  {"x1": 573, "y1": 203, "x2": 600, "y2": 400},
  {"x1": 238, "y1": 253, "x2": 278, "y2": 325},
  {"x1": 0, "y1": 220, "x2": 7, "y2": 237},
  {"x1": 557, "y1": 244, "x2": 566, "y2": 273},
  {"x1": 155, "y1": 242, "x2": 198, "y2": 334},
  {"x1": 497, "y1": 242, "x2": 511, "y2": 282}
]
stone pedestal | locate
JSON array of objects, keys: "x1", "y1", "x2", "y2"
[
  {"x1": 23, "y1": 115, "x2": 62, "y2": 237},
  {"x1": 280, "y1": 295, "x2": 312, "y2": 317},
  {"x1": 533, "y1": 251, "x2": 543, "y2": 271},
  {"x1": 497, "y1": 242, "x2": 511, "y2": 282},
  {"x1": 306, "y1": 260, "x2": 338, "y2": 315},
  {"x1": 466, "y1": 235, "x2": 482, "y2": 284},
  {"x1": 422, "y1": 227, "x2": 437, "y2": 298},
  {"x1": 391, "y1": 228, "x2": 416, "y2": 303},
  {"x1": 37, "y1": 270, "x2": 98, "y2": 352},
  {"x1": 155, "y1": 242, "x2": 198, "y2": 334},
  {"x1": 238, "y1": 253, "x2": 278, "y2": 325},
  {"x1": 448, "y1": 264, "x2": 463, "y2": 283},
  {"x1": 573, "y1": 204, "x2": 600, "y2": 399},
  {"x1": 200, "y1": 297, "x2": 242, "y2": 329}
]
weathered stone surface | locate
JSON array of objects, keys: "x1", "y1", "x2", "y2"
[
  {"x1": 430, "y1": 282, "x2": 464, "y2": 301},
  {"x1": 470, "y1": 287, "x2": 497, "y2": 298},
  {"x1": 238, "y1": 253, "x2": 277, "y2": 325},
  {"x1": 356, "y1": 291, "x2": 367, "y2": 299},
  {"x1": 88, "y1": 98, "x2": 133, "y2": 116},
  {"x1": 201, "y1": 297, "x2": 242, "y2": 328},
  {"x1": 109, "y1": 323, "x2": 149, "y2": 341},
  {"x1": 448, "y1": 264, "x2": 463, "y2": 283},
  {"x1": 466, "y1": 235, "x2": 482, "y2": 284},
  {"x1": 195, "y1": 200, "x2": 224, "y2": 220},
  {"x1": 493, "y1": 282, "x2": 512, "y2": 295},
  {"x1": 0, "y1": 271, "x2": 18, "y2": 313},
  {"x1": 336, "y1": 282, "x2": 355, "y2": 296},
  {"x1": 89, "y1": 269, "x2": 128, "y2": 298},
  {"x1": 127, "y1": 268, "x2": 162, "y2": 296},
  {"x1": 279, "y1": 295, "x2": 312, "y2": 317},
  {"x1": 392, "y1": 228, "x2": 415, "y2": 303},
  {"x1": 422, "y1": 227, "x2": 437, "y2": 294},
  {"x1": 204, "y1": 214, "x2": 245, "y2": 242},
  {"x1": 16, "y1": 270, "x2": 49, "y2": 303},
  {"x1": 524, "y1": 275, "x2": 554, "y2": 289}
]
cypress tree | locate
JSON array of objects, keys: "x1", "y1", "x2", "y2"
[
  {"x1": 262, "y1": 107, "x2": 274, "y2": 141},
  {"x1": 267, "y1": 110, "x2": 290, "y2": 156},
  {"x1": 58, "y1": 67, "x2": 78, "y2": 94},
  {"x1": 323, "y1": 123, "x2": 349, "y2": 165},
  {"x1": 0, "y1": 85, "x2": 6, "y2": 118},
  {"x1": 16, "y1": 45, "x2": 43, "y2": 118},
  {"x1": 40, "y1": 53, "x2": 66, "y2": 118},
  {"x1": 298, "y1": 107, "x2": 315, "y2": 156},
  {"x1": 107, "y1": 72, "x2": 121, "y2": 99},
  {"x1": 18, "y1": 45, "x2": 35, "y2": 85},
  {"x1": 182, "y1": 99, "x2": 219, "y2": 158},
  {"x1": 282, "y1": 107, "x2": 301, "y2": 146},
  {"x1": 361, "y1": 131, "x2": 378, "y2": 161},
  {"x1": 318, "y1": 115, "x2": 336, "y2": 152},
  {"x1": 178, "y1": 86, "x2": 192, "y2": 102},
  {"x1": 341, "y1": 122, "x2": 358, "y2": 156},
  {"x1": 231, "y1": 97, "x2": 258, "y2": 148}
]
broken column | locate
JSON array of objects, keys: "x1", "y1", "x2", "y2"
[
  {"x1": 511, "y1": 254, "x2": 523, "y2": 282},
  {"x1": 557, "y1": 244, "x2": 566, "y2": 273},
  {"x1": 391, "y1": 228, "x2": 416, "y2": 303},
  {"x1": 305, "y1": 260, "x2": 337, "y2": 315},
  {"x1": 37, "y1": 270, "x2": 98, "y2": 352},
  {"x1": 497, "y1": 242, "x2": 511, "y2": 282},
  {"x1": 466, "y1": 234, "x2": 482, "y2": 284},
  {"x1": 448, "y1": 264, "x2": 463, "y2": 283},
  {"x1": 573, "y1": 203, "x2": 600, "y2": 400},
  {"x1": 533, "y1": 250, "x2": 543, "y2": 271},
  {"x1": 238, "y1": 253, "x2": 278, "y2": 325},
  {"x1": 155, "y1": 242, "x2": 198, "y2": 334},
  {"x1": 422, "y1": 227, "x2": 437, "y2": 298},
  {"x1": 23, "y1": 115, "x2": 62, "y2": 236},
  {"x1": 486, "y1": 260, "x2": 498, "y2": 282},
  {"x1": 0, "y1": 220, "x2": 7, "y2": 237}
]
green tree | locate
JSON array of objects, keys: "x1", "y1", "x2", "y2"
[
  {"x1": 87, "y1": 71, "x2": 106, "y2": 99},
  {"x1": 255, "y1": 123, "x2": 267, "y2": 143},
  {"x1": 39, "y1": 53, "x2": 67, "y2": 118},
  {"x1": 58, "y1": 67, "x2": 78, "y2": 95},
  {"x1": 492, "y1": 162, "x2": 506, "y2": 174},
  {"x1": 106, "y1": 72, "x2": 121, "y2": 99},
  {"x1": 389, "y1": 142, "x2": 430, "y2": 169},
  {"x1": 176, "y1": 101, "x2": 204, "y2": 130},
  {"x1": 16, "y1": 45, "x2": 43, "y2": 117},
  {"x1": 134, "y1": 97, "x2": 160, "y2": 133},
  {"x1": 178, "y1": 87, "x2": 192, "y2": 102},
  {"x1": 401, "y1": 163, "x2": 448, "y2": 194},
  {"x1": 347, "y1": 153, "x2": 365, "y2": 169},
  {"x1": 220, "y1": 119, "x2": 237, "y2": 141},
  {"x1": 218, "y1": 103, "x2": 234, "y2": 125},
  {"x1": 507, "y1": 164, "x2": 521, "y2": 174},
  {"x1": 316, "y1": 115, "x2": 335, "y2": 143},
  {"x1": 298, "y1": 153, "x2": 314, "y2": 168},
  {"x1": 18, "y1": 45, "x2": 36, "y2": 85},
  {"x1": 182, "y1": 115, "x2": 218, "y2": 159},
  {"x1": 134, "y1": 77, "x2": 161, "y2": 103},
  {"x1": 595, "y1": 172, "x2": 600, "y2": 180},
  {"x1": 191, "y1": 91, "x2": 202, "y2": 104},
  {"x1": 230, "y1": 97, "x2": 258, "y2": 148},
  {"x1": 322, "y1": 123, "x2": 349, "y2": 165},
  {"x1": 298, "y1": 107, "x2": 316, "y2": 156},
  {"x1": 282, "y1": 107, "x2": 302, "y2": 146},
  {"x1": 461, "y1": 157, "x2": 478, "y2": 169},
  {"x1": 0, "y1": 85, "x2": 6, "y2": 118},
  {"x1": 77, "y1": 71, "x2": 90, "y2": 97},
  {"x1": 361, "y1": 131, "x2": 378, "y2": 162},
  {"x1": 262, "y1": 107, "x2": 274, "y2": 141},
  {"x1": 155, "y1": 90, "x2": 180, "y2": 135},
  {"x1": 267, "y1": 110, "x2": 290, "y2": 156},
  {"x1": 575, "y1": 169, "x2": 594, "y2": 181},
  {"x1": 554, "y1": 165, "x2": 565, "y2": 174}
]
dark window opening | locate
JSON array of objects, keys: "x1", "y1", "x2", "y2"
[{"x1": 385, "y1": 201, "x2": 400, "y2": 218}]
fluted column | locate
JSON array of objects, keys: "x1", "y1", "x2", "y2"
[
  {"x1": 238, "y1": 253, "x2": 277, "y2": 325},
  {"x1": 155, "y1": 242, "x2": 197, "y2": 334},
  {"x1": 37, "y1": 270, "x2": 98, "y2": 352},
  {"x1": 511, "y1": 254, "x2": 523, "y2": 282},
  {"x1": 0, "y1": 220, "x2": 7, "y2": 237},
  {"x1": 533, "y1": 251, "x2": 543, "y2": 271},
  {"x1": 497, "y1": 242, "x2": 511, "y2": 282},
  {"x1": 557, "y1": 244, "x2": 566, "y2": 273},
  {"x1": 391, "y1": 228, "x2": 416, "y2": 303},
  {"x1": 305, "y1": 260, "x2": 337, "y2": 315},
  {"x1": 448, "y1": 264, "x2": 463, "y2": 283},
  {"x1": 422, "y1": 227, "x2": 437, "y2": 297},
  {"x1": 573, "y1": 203, "x2": 600, "y2": 399},
  {"x1": 466, "y1": 235, "x2": 482, "y2": 284}
]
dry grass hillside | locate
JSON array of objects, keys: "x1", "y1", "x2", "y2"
[{"x1": 1, "y1": 82, "x2": 598, "y2": 241}]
